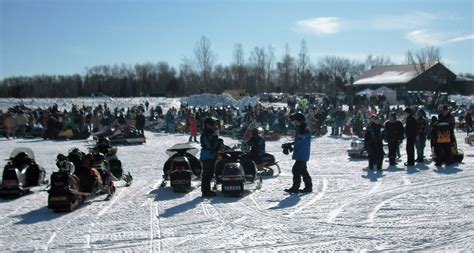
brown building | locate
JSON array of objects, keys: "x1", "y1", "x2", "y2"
[{"x1": 346, "y1": 63, "x2": 473, "y2": 95}]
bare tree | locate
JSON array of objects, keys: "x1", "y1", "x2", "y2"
[
  {"x1": 318, "y1": 56, "x2": 364, "y2": 97},
  {"x1": 194, "y1": 36, "x2": 216, "y2": 89},
  {"x1": 405, "y1": 46, "x2": 441, "y2": 74},
  {"x1": 265, "y1": 45, "x2": 275, "y2": 91},
  {"x1": 249, "y1": 46, "x2": 266, "y2": 93},
  {"x1": 231, "y1": 43, "x2": 247, "y2": 89},
  {"x1": 297, "y1": 39, "x2": 311, "y2": 92},
  {"x1": 276, "y1": 44, "x2": 295, "y2": 93},
  {"x1": 365, "y1": 54, "x2": 393, "y2": 70}
]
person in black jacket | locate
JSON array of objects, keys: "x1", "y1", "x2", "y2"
[
  {"x1": 404, "y1": 108, "x2": 417, "y2": 166},
  {"x1": 384, "y1": 112, "x2": 404, "y2": 166},
  {"x1": 135, "y1": 112, "x2": 146, "y2": 135},
  {"x1": 364, "y1": 115, "x2": 384, "y2": 170},
  {"x1": 415, "y1": 109, "x2": 428, "y2": 162},
  {"x1": 435, "y1": 105, "x2": 454, "y2": 165}
]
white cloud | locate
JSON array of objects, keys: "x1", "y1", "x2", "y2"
[
  {"x1": 294, "y1": 17, "x2": 340, "y2": 35},
  {"x1": 372, "y1": 11, "x2": 437, "y2": 30},
  {"x1": 405, "y1": 30, "x2": 442, "y2": 46},
  {"x1": 405, "y1": 30, "x2": 474, "y2": 46},
  {"x1": 443, "y1": 35, "x2": 474, "y2": 44}
]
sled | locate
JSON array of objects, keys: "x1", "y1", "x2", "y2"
[
  {"x1": 0, "y1": 148, "x2": 47, "y2": 199},
  {"x1": 465, "y1": 134, "x2": 474, "y2": 144},
  {"x1": 161, "y1": 143, "x2": 202, "y2": 193},
  {"x1": 347, "y1": 138, "x2": 371, "y2": 158}
]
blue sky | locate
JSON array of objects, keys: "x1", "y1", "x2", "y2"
[{"x1": 1, "y1": 0, "x2": 472, "y2": 79}]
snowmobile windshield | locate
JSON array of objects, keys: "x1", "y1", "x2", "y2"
[{"x1": 10, "y1": 147, "x2": 35, "y2": 161}]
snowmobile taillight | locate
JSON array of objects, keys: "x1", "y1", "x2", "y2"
[{"x1": 3, "y1": 180, "x2": 18, "y2": 187}]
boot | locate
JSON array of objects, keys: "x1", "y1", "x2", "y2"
[{"x1": 284, "y1": 188, "x2": 300, "y2": 194}]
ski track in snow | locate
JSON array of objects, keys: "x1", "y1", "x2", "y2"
[{"x1": 1, "y1": 98, "x2": 473, "y2": 251}]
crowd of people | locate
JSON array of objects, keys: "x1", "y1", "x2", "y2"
[{"x1": 0, "y1": 94, "x2": 472, "y2": 197}]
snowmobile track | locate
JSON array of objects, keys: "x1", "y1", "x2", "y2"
[{"x1": 328, "y1": 176, "x2": 474, "y2": 224}]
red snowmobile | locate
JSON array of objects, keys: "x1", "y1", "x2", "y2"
[{"x1": 48, "y1": 148, "x2": 116, "y2": 212}]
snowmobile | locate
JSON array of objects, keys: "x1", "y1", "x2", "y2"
[
  {"x1": 347, "y1": 138, "x2": 368, "y2": 158},
  {"x1": 93, "y1": 125, "x2": 146, "y2": 145},
  {"x1": 56, "y1": 128, "x2": 91, "y2": 140},
  {"x1": 465, "y1": 133, "x2": 474, "y2": 144},
  {"x1": 89, "y1": 139, "x2": 133, "y2": 187},
  {"x1": 48, "y1": 148, "x2": 115, "y2": 212},
  {"x1": 214, "y1": 146, "x2": 262, "y2": 197},
  {"x1": 161, "y1": 143, "x2": 202, "y2": 192},
  {"x1": 239, "y1": 143, "x2": 281, "y2": 176},
  {"x1": 23, "y1": 126, "x2": 44, "y2": 139},
  {"x1": 263, "y1": 131, "x2": 281, "y2": 141},
  {"x1": 0, "y1": 148, "x2": 47, "y2": 198}
]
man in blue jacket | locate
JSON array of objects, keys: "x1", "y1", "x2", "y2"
[
  {"x1": 200, "y1": 117, "x2": 222, "y2": 197},
  {"x1": 284, "y1": 112, "x2": 313, "y2": 194}
]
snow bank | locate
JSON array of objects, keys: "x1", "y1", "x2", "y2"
[
  {"x1": 354, "y1": 71, "x2": 417, "y2": 85},
  {"x1": 0, "y1": 97, "x2": 180, "y2": 112},
  {"x1": 181, "y1": 93, "x2": 258, "y2": 108},
  {"x1": 450, "y1": 95, "x2": 473, "y2": 106}
]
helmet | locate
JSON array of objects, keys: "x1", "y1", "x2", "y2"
[
  {"x1": 290, "y1": 112, "x2": 305, "y2": 122},
  {"x1": 97, "y1": 136, "x2": 110, "y2": 147},
  {"x1": 203, "y1": 117, "x2": 216, "y2": 127},
  {"x1": 250, "y1": 127, "x2": 259, "y2": 136}
]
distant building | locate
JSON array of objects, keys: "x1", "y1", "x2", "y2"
[{"x1": 346, "y1": 63, "x2": 473, "y2": 96}]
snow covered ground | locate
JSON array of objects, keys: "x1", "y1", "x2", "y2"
[{"x1": 0, "y1": 98, "x2": 473, "y2": 251}]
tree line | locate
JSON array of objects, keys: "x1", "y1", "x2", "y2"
[{"x1": 0, "y1": 37, "x2": 453, "y2": 98}]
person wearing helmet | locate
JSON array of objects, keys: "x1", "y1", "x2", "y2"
[
  {"x1": 96, "y1": 137, "x2": 111, "y2": 154},
  {"x1": 284, "y1": 112, "x2": 312, "y2": 194},
  {"x1": 241, "y1": 127, "x2": 266, "y2": 176},
  {"x1": 247, "y1": 128, "x2": 266, "y2": 161},
  {"x1": 200, "y1": 117, "x2": 222, "y2": 197}
]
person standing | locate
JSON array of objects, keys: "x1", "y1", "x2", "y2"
[
  {"x1": 415, "y1": 109, "x2": 428, "y2": 162},
  {"x1": 436, "y1": 105, "x2": 455, "y2": 165},
  {"x1": 464, "y1": 108, "x2": 472, "y2": 135},
  {"x1": 200, "y1": 118, "x2": 222, "y2": 197},
  {"x1": 188, "y1": 114, "x2": 198, "y2": 142},
  {"x1": 384, "y1": 112, "x2": 404, "y2": 166},
  {"x1": 284, "y1": 112, "x2": 312, "y2": 194},
  {"x1": 165, "y1": 109, "x2": 175, "y2": 134},
  {"x1": 135, "y1": 112, "x2": 146, "y2": 135},
  {"x1": 404, "y1": 108, "x2": 417, "y2": 166},
  {"x1": 365, "y1": 115, "x2": 384, "y2": 170}
]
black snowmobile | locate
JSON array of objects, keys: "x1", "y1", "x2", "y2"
[
  {"x1": 214, "y1": 145, "x2": 262, "y2": 197},
  {"x1": 48, "y1": 148, "x2": 116, "y2": 212},
  {"x1": 161, "y1": 143, "x2": 202, "y2": 192},
  {"x1": 93, "y1": 125, "x2": 146, "y2": 145},
  {"x1": 89, "y1": 138, "x2": 133, "y2": 187},
  {"x1": 239, "y1": 143, "x2": 281, "y2": 176},
  {"x1": 0, "y1": 148, "x2": 47, "y2": 198}
]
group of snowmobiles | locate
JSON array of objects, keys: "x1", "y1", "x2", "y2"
[
  {"x1": 0, "y1": 138, "x2": 133, "y2": 212},
  {"x1": 160, "y1": 141, "x2": 280, "y2": 197}
]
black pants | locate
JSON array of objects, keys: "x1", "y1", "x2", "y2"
[
  {"x1": 387, "y1": 141, "x2": 399, "y2": 165},
  {"x1": 291, "y1": 161, "x2": 312, "y2": 190},
  {"x1": 406, "y1": 137, "x2": 416, "y2": 165},
  {"x1": 368, "y1": 145, "x2": 384, "y2": 168},
  {"x1": 434, "y1": 143, "x2": 452, "y2": 165},
  {"x1": 201, "y1": 160, "x2": 216, "y2": 193}
]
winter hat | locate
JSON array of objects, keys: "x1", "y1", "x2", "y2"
[{"x1": 404, "y1": 108, "x2": 412, "y2": 114}]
